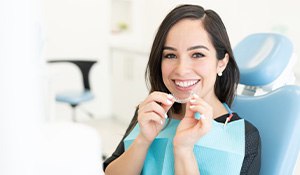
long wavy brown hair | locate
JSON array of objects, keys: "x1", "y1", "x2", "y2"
[
  {"x1": 146, "y1": 4, "x2": 239, "y2": 114},
  {"x1": 126, "y1": 4, "x2": 240, "y2": 134}
]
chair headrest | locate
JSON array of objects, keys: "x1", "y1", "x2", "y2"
[{"x1": 234, "y1": 33, "x2": 294, "y2": 87}]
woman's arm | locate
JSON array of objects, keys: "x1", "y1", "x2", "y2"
[
  {"x1": 174, "y1": 147, "x2": 200, "y2": 175},
  {"x1": 105, "y1": 134, "x2": 151, "y2": 175},
  {"x1": 105, "y1": 92, "x2": 175, "y2": 175},
  {"x1": 173, "y1": 94, "x2": 213, "y2": 175}
]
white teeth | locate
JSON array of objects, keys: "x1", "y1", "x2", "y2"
[{"x1": 175, "y1": 80, "x2": 198, "y2": 88}]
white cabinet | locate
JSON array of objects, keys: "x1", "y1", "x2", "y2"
[{"x1": 110, "y1": 47, "x2": 149, "y2": 125}]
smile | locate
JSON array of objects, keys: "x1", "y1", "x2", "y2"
[{"x1": 174, "y1": 80, "x2": 200, "y2": 88}]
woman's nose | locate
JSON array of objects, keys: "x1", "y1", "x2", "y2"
[{"x1": 174, "y1": 58, "x2": 192, "y2": 75}]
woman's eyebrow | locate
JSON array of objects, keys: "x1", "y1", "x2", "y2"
[
  {"x1": 187, "y1": 45, "x2": 209, "y2": 51},
  {"x1": 163, "y1": 45, "x2": 209, "y2": 51},
  {"x1": 163, "y1": 46, "x2": 176, "y2": 51}
]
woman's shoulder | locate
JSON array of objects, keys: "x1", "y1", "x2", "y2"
[
  {"x1": 232, "y1": 113, "x2": 260, "y2": 136},
  {"x1": 215, "y1": 113, "x2": 260, "y2": 136},
  {"x1": 233, "y1": 114, "x2": 261, "y2": 174}
]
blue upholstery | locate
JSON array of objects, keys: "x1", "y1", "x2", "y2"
[
  {"x1": 234, "y1": 33, "x2": 293, "y2": 86},
  {"x1": 232, "y1": 86, "x2": 300, "y2": 175},
  {"x1": 56, "y1": 90, "x2": 94, "y2": 106},
  {"x1": 232, "y1": 33, "x2": 300, "y2": 175}
]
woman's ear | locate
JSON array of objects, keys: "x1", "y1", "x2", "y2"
[{"x1": 217, "y1": 53, "x2": 229, "y2": 74}]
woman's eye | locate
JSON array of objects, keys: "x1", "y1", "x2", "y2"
[
  {"x1": 164, "y1": 54, "x2": 176, "y2": 59},
  {"x1": 192, "y1": 52, "x2": 204, "y2": 58}
]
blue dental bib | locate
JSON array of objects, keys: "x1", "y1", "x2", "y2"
[{"x1": 124, "y1": 118, "x2": 245, "y2": 175}]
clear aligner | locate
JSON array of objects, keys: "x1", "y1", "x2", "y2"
[{"x1": 172, "y1": 91, "x2": 194, "y2": 104}]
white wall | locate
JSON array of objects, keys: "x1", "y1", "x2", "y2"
[
  {"x1": 124, "y1": 0, "x2": 300, "y2": 82},
  {"x1": 43, "y1": 0, "x2": 111, "y2": 120},
  {"x1": 43, "y1": 0, "x2": 300, "y2": 121},
  {"x1": 0, "y1": 0, "x2": 44, "y2": 174}
]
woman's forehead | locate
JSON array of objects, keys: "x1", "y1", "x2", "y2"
[{"x1": 165, "y1": 19, "x2": 213, "y2": 48}]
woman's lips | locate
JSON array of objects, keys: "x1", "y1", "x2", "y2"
[{"x1": 173, "y1": 79, "x2": 200, "y2": 91}]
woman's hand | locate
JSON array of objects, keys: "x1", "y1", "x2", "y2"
[
  {"x1": 173, "y1": 94, "x2": 213, "y2": 151},
  {"x1": 137, "y1": 91, "x2": 175, "y2": 145}
]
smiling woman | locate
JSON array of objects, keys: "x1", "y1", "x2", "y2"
[
  {"x1": 103, "y1": 4, "x2": 261, "y2": 175},
  {"x1": 161, "y1": 19, "x2": 229, "y2": 107}
]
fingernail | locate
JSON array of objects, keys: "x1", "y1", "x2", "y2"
[
  {"x1": 167, "y1": 94, "x2": 173, "y2": 99},
  {"x1": 193, "y1": 93, "x2": 199, "y2": 99},
  {"x1": 167, "y1": 99, "x2": 172, "y2": 105},
  {"x1": 190, "y1": 105, "x2": 195, "y2": 109},
  {"x1": 190, "y1": 99, "x2": 196, "y2": 103},
  {"x1": 160, "y1": 120, "x2": 163, "y2": 125},
  {"x1": 194, "y1": 112, "x2": 202, "y2": 120},
  {"x1": 164, "y1": 113, "x2": 168, "y2": 119}
]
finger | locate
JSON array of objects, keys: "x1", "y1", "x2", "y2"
[
  {"x1": 139, "y1": 101, "x2": 168, "y2": 120},
  {"x1": 142, "y1": 91, "x2": 175, "y2": 107},
  {"x1": 184, "y1": 101, "x2": 194, "y2": 118},
  {"x1": 195, "y1": 115, "x2": 212, "y2": 132},
  {"x1": 161, "y1": 94, "x2": 175, "y2": 114},
  {"x1": 188, "y1": 105, "x2": 206, "y2": 119},
  {"x1": 194, "y1": 112, "x2": 204, "y2": 120},
  {"x1": 185, "y1": 98, "x2": 205, "y2": 118},
  {"x1": 185, "y1": 93, "x2": 201, "y2": 118},
  {"x1": 139, "y1": 112, "x2": 165, "y2": 125},
  {"x1": 189, "y1": 104, "x2": 213, "y2": 120},
  {"x1": 142, "y1": 92, "x2": 175, "y2": 117},
  {"x1": 189, "y1": 95, "x2": 208, "y2": 107},
  {"x1": 188, "y1": 97, "x2": 212, "y2": 120}
]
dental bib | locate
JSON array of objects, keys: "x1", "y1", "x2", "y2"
[{"x1": 124, "y1": 118, "x2": 245, "y2": 175}]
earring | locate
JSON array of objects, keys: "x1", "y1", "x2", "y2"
[{"x1": 218, "y1": 72, "x2": 223, "y2": 76}]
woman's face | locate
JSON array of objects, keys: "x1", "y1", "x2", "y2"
[{"x1": 161, "y1": 19, "x2": 228, "y2": 102}]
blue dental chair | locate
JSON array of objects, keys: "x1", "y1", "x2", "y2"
[{"x1": 232, "y1": 33, "x2": 300, "y2": 175}]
